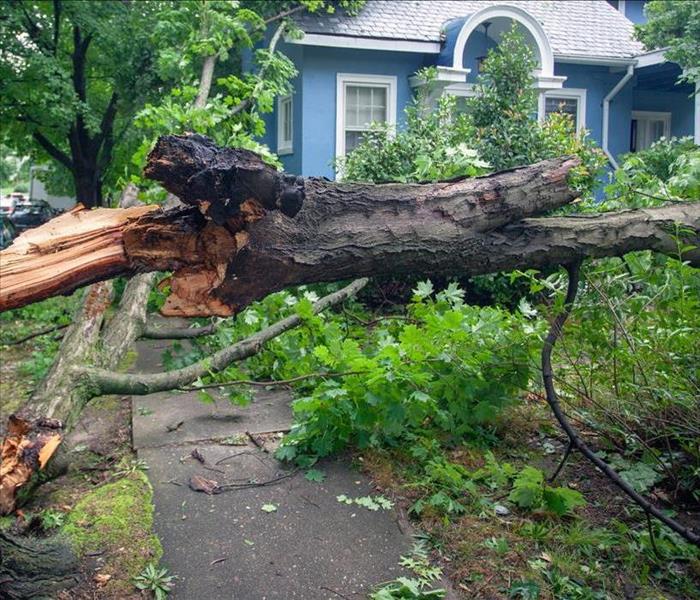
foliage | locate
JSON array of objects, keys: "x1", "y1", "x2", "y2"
[
  {"x1": 280, "y1": 282, "x2": 538, "y2": 464},
  {"x1": 569, "y1": 136, "x2": 699, "y2": 212},
  {"x1": 337, "y1": 84, "x2": 489, "y2": 182},
  {"x1": 0, "y1": 294, "x2": 76, "y2": 382},
  {"x1": 636, "y1": 0, "x2": 700, "y2": 86},
  {"x1": 131, "y1": 0, "x2": 365, "y2": 187},
  {"x1": 340, "y1": 26, "x2": 604, "y2": 195},
  {"x1": 166, "y1": 281, "x2": 540, "y2": 466},
  {"x1": 371, "y1": 538, "x2": 446, "y2": 599},
  {"x1": 0, "y1": 0, "x2": 163, "y2": 204},
  {"x1": 507, "y1": 466, "x2": 585, "y2": 516},
  {"x1": 39, "y1": 508, "x2": 66, "y2": 530},
  {"x1": 133, "y1": 564, "x2": 175, "y2": 600}
]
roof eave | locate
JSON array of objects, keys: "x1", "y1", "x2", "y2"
[{"x1": 286, "y1": 32, "x2": 441, "y2": 53}]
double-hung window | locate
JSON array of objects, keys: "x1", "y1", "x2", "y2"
[
  {"x1": 277, "y1": 95, "x2": 293, "y2": 155},
  {"x1": 336, "y1": 74, "x2": 397, "y2": 163},
  {"x1": 542, "y1": 88, "x2": 586, "y2": 133}
]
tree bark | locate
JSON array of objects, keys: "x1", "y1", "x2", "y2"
[
  {"x1": 0, "y1": 529, "x2": 79, "y2": 599},
  {"x1": 2, "y1": 135, "x2": 699, "y2": 317}
]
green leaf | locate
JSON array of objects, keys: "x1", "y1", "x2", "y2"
[
  {"x1": 542, "y1": 487, "x2": 586, "y2": 516},
  {"x1": 304, "y1": 468, "x2": 326, "y2": 482},
  {"x1": 261, "y1": 503, "x2": 277, "y2": 513}
]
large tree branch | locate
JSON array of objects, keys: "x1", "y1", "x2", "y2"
[
  {"x1": 81, "y1": 278, "x2": 367, "y2": 395},
  {"x1": 1, "y1": 135, "x2": 698, "y2": 316},
  {"x1": 32, "y1": 131, "x2": 73, "y2": 170}
]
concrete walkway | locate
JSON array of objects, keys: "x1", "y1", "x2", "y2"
[{"x1": 130, "y1": 340, "x2": 417, "y2": 599}]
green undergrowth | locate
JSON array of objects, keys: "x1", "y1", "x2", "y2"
[
  {"x1": 360, "y1": 436, "x2": 700, "y2": 600},
  {"x1": 61, "y1": 472, "x2": 162, "y2": 596}
]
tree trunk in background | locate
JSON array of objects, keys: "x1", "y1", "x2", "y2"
[{"x1": 73, "y1": 166, "x2": 103, "y2": 208}]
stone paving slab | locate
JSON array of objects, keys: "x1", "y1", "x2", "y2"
[
  {"x1": 139, "y1": 443, "x2": 414, "y2": 599},
  {"x1": 132, "y1": 388, "x2": 293, "y2": 449}
]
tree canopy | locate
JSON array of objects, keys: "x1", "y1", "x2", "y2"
[{"x1": 0, "y1": 0, "x2": 365, "y2": 206}]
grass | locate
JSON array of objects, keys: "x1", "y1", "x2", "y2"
[{"x1": 61, "y1": 472, "x2": 163, "y2": 596}]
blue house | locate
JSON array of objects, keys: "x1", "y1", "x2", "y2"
[{"x1": 261, "y1": 0, "x2": 698, "y2": 178}]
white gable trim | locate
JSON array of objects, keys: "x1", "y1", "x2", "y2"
[
  {"x1": 452, "y1": 5, "x2": 554, "y2": 77},
  {"x1": 288, "y1": 33, "x2": 441, "y2": 54}
]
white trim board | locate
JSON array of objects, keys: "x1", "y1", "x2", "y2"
[
  {"x1": 288, "y1": 33, "x2": 440, "y2": 54},
  {"x1": 635, "y1": 49, "x2": 668, "y2": 68},
  {"x1": 335, "y1": 73, "x2": 397, "y2": 175},
  {"x1": 277, "y1": 95, "x2": 293, "y2": 156}
]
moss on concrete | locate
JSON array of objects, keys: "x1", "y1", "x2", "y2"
[{"x1": 62, "y1": 472, "x2": 162, "y2": 596}]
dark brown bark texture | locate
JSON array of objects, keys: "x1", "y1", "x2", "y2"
[
  {"x1": 0, "y1": 529, "x2": 79, "y2": 599},
  {"x1": 1, "y1": 134, "x2": 699, "y2": 317}
]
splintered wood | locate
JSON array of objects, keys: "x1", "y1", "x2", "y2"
[{"x1": 0, "y1": 204, "x2": 156, "y2": 311}]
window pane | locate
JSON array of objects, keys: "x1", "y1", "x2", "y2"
[
  {"x1": 283, "y1": 100, "x2": 292, "y2": 142},
  {"x1": 651, "y1": 120, "x2": 665, "y2": 142},
  {"x1": 345, "y1": 86, "x2": 359, "y2": 127},
  {"x1": 545, "y1": 96, "x2": 578, "y2": 130},
  {"x1": 345, "y1": 130, "x2": 364, "y2": 153},
  {"x1": 346, "y1": 84, "x2": 389, "y2": 128}
]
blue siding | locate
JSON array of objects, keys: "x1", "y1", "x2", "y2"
[
  {"x1": 554, "y1": 62, "x2": 634, "y2": 160},
  {"x1": 299, "y1": 46, "x2": 428, "y2": 178},
  {"x1": 633, "y1": 90, "x2": 695, "y2": 138}
]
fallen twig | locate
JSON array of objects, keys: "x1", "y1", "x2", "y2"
[
  {"x1": 542, "y1": 261, "x2": 699, "y2": 547},
  {"x1": 178, "y1": 370, "x2": 368, "y2": 393},
  {"x1": 1, "y1": 323, "x2": 69, "y2": 346}
]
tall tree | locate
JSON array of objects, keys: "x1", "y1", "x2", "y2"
[{"x1": 0, "y1": 0, "x2": 164, "y2": 206}]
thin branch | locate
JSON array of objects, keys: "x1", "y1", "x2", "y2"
[
  {"x1": 264, "y1": 4, "x2": 307, "y2": 24},
  {"x1": 82, "y1": 279, "x2": 368, "y2": 396},
  {"x1": 179, "y1": 370, "x2": 368, "y2": 392},
  {"x1": 230, "y1": 20, "x2": 286, "y2": 116},
  {"x1": 541, "y1": 262, "x2": 699, "y2": 546},
  {"x1": 1, "y1": 323, "x2": 68, "y2": 346}
]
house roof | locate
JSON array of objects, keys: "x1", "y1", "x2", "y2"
[{"x1": 294, "y1": 0, "x2": 645, "y2": 61}]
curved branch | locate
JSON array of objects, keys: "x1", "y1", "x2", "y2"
[
  {"x1": 82, "y1": 278, "x2": 368, "y2": 395},
  {"x1": 230, "y1": 20, "x2": 286, "y2": 116},
  {"x1": 542, "y1": 262, "x2": 700, "y2": 547},
  {"x1": 32, "y1": 131, "x2": 73, "y2": 170}
]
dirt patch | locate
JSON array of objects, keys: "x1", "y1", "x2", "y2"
[{"x1": 357, "y1": 400, "x2": 700, "y2": 600}]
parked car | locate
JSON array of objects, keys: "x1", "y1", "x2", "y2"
[
  {"x1": 0, "y1": 215, "x2": 17, "y2": 249},
  {"x1": 0, "y1": 192, "x2": 27, "y2": 216},
  {"x1": 10, "y1": 199, "x2": 54, "y2": 231}
]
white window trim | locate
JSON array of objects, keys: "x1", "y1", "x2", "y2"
[
  {"x1": 541, "y1": 88, "x2": 587, "y2": 133},
  {"x1": 631, "y1": 110, "x2": 672, "y2": 150},
  {"x1": 335, "y1": 73, "x2": 397, "y2": 167},
  {"x1": 277, "y1": 94, "x2": 293, "y2": 156}
]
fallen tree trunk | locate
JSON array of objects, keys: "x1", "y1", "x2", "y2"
[
  {"x1": 1, "y1": 135, "x2": 698, "y2": 317},
  {"x1": 1, "y1": 135, "x2": 699, "y2": 518},
  {"x1": 0, "y1": 529, "x2": 79, "y2": 598}
]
